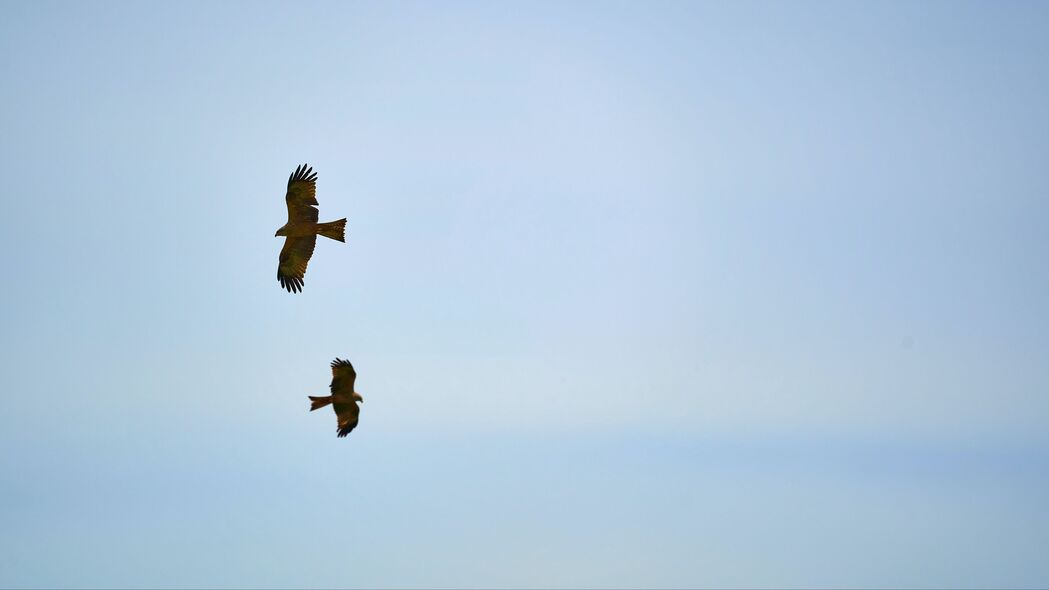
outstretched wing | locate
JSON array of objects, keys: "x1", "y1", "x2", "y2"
[
  {"x1": 330, "y1": 358, "x2": 357, "y2": 395},
  {"x1": 277, "y1": 235, "x2": 316, "y2": 293},
  {"x1": 330, "y1": 358, "x2": 360, "y2": 437},
  {"x1": 334, "y1": 401, "x2": 360, "y2": 437},
  {"x1": 286, "y1": 164, "x2": 320, "y2": 224}
]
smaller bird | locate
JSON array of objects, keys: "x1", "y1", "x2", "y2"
[{"x1": 309, "y1": 358, "x2": 364, "y2": 437}]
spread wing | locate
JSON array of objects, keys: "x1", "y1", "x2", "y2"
[
  {"x1": 330, "y1": 358, "x2": 357, "y2": 395},
  {"x1": 286, "y1": 164, "x2": 320, "y2": 224},
  {"x1": 330, "y1": 358, "x2": 359, "y2": 437},
  {"x1": 334, "y1": 401, "x2": 360, "y2": 437},
  {"x1": 277, "y1": 236, "x2": 316, "y2": 293}
]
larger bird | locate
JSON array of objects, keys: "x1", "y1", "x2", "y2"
[
  {"x1": 274, "y1": 164, "x2": 347, "y2": 293},
  {"x1": 309, "y1": 358, "x2": 364, "y2": 437}
]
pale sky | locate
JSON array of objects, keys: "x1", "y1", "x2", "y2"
[{"x1": 1, "y1": 1, "x2": 1048, "y2": 587}]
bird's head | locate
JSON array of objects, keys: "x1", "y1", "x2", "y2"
[
  {"x1": 352, "y1": 392, "x2": 364, "y2": 404},
  {"x1": 274, "y1": 225, "x2": 288, "y2": 237}
]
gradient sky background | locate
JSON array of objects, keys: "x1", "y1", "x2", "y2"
[{"x1": 2, "y1": 1, "x2": 1048, "y2": 588}]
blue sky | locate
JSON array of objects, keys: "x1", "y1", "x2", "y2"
[{"x1": 1, "y1": 1, "x2": 1048, "y2": 587}]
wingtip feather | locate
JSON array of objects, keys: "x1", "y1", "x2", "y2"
[{"x1": 287, "y1": 163, "x2": 318, "y2": 188}]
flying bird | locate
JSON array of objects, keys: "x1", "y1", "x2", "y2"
[
  {"x1": 274, "y1": 164, "x2": 347, "y2": 293},
  {"x1": 309, "y1": 358, "x2": 364, "y2": 437}
]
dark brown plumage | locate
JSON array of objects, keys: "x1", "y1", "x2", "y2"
[
  {"x1": 274, "y1": 164, "x2": 347, "y2": 293},
  {"x1": 308, "y1": 358, "x2": 363, "y2": 437}
]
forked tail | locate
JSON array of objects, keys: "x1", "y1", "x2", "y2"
[
  {"x1": 317, "y1": 219, "x2": 347, "y2": 242},
  {"x1": 309, "y1": 395, "x2": 333, "y2": 411}
]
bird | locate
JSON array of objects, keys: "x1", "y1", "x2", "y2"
[
  {"x1": 309, "y1": 358, "x2": 364, "y2": 437},
  {"x1": 274, "y1": 164, "x2": 347, "y2": 293}
]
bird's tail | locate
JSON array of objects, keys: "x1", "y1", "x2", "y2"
[
  {"x1": 309, "y1": 396, "x2": 333, "y2": 411},
  {"x1": 317, "y1": 219, "x2": 347, "y2": 242}
]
